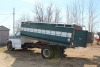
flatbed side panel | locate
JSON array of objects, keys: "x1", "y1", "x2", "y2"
[
  {"x1": 21, "y1": 22, "x2": 74, "y2": 33},
  {"x1": 21, "y1": 35, "x2": 69, "y2": 47},
  {"x1": 20, "y1": 31, "x2": 71, "y2": 47},
  {"x1": 20, "y1": 22, "x2": 75, "y2": 47}
]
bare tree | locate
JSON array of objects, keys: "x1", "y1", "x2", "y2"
[
  {"x1": 33, "y1": 3, "x2": 62, "y2": 23},
  {"x1": 66, "y1": 1, "x2": 81, "y2": 24},
  {"x1": 80, "y1": 0, "x2": 85, "y2": 26},
  {"x1": 88, "y1": 0, "x2": 97, "y2": 32},
  {"x1": 19, "y1": 14, "x2": 31, "y2": 22},
  {"x1": 71, "y1": 2, "x2": 79, "y2": 24},
  {"x1": 54, "y1": 7, "x2": 62, "y2": 23},
  {"x1": 15, "y1": 14, "x2": 31, "y2": 35},
  {"x1": 45, "y1": 4, "x2": 53, "y2": 23},
  {"x1": 34, "y1": 3, "x2": 44, "y2": 22},
  {"x1": 66, "y1": 0, "x2": 85, "y2": 27},
  {"x1": 66, "y1": 5, "x2": 70, "y2": 24}
]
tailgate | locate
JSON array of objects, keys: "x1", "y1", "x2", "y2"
[{"x1": 73, "y1": 30, "x2": 88, "y2": 47}]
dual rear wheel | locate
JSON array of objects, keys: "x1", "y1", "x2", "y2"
[
  {"x1": 41, "y1": 46, "x2": 65, "y2": 59},
  {"x1": 41, "y1": 47, "x2": 55, "y2": 59}
]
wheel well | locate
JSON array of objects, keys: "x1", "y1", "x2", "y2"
[
  {"x1": 7, "y1": 40, "x2": 12, "y2": 44},
  {"x1": 21, "y1": 42, "x2": 33, "y2": 48}
]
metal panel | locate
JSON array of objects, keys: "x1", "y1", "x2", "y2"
[
  {"x1": 21, "y1": 22, "x2": 74, "y2": 33},
  {"x1": 21, "y1": 22, "x2": 87, "y2": 47},
  {"x1": 21, "y1": 31, "x2": 71, "y2": 46},
  {"x1": 73, "y1": 30, "x2": 88, "y2": 47}
]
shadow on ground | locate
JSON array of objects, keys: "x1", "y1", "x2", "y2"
[
  {"x1": 4, "y1": 49, "x2": 100, "y2": 67},
  {"x1": 0, "y1": 44, "x2": 6, "y2": 47}
]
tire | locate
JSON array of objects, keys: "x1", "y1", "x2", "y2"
[
  {"x1": 59, "y1": 48, "x2": 65, "y2": 58},
  {"x1": 41, "y1": 47, "x2": 55, "y2": 59},
  {"x1": 55, "y1": 47, "x2": 65, "y2": 58},
  {"x1": 7, "y1": 41, "x2": 15, "y2": 51}
]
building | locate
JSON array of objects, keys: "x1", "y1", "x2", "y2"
[{"x1": 0, "y1": 26, "x2": 9, "y2": 44}]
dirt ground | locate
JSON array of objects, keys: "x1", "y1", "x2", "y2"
[{"x1": 0, "y1": 41, "x2": 100, "y2": 67}]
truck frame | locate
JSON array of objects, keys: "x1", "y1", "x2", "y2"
[{"x1": 7, "y1": 22, "x2": 93, "y2": 59}]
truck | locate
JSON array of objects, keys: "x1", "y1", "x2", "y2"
[{"x1": 7, "y1": 22, "x2": 93, "y2": 59}]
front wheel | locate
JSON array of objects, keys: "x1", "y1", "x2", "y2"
[
  {"x1": 41, "y1": 47, "x2": 55, "y2": 59},
  {"x1": 7, "y1": 41, "x2": 15, "y2": 51}
]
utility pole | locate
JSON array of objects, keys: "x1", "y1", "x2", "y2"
[{"x1": 13, "y1": 8, "x2": 15, "y2": 37}]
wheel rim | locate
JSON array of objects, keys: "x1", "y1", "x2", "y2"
[{"x1": 43, "y1": 49, "x2": 50, "y2": 58}]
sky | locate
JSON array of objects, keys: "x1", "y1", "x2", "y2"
[{"x1": 0, "y1": 0, "x2": 100, "y2": 35}]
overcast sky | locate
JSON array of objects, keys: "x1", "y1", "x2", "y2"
[{"x1": 0, "y1": 0, "x2": 100, "y2": 35}]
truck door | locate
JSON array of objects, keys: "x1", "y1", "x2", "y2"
[{"x1": 73, "y1": 30, "x2": 88, "y2": 47}]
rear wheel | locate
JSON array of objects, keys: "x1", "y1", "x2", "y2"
[
  {"x1": 59, "y1": 48, "x2": 65, "y2": 58},
  {"x1": 55, "y1": 47, "x2": 65, "y2": 58},
  {"x1": 41, "y1": 47, "x2": 55, "y2": 59},
  {"x1": 7, "y1": 41, "x2": 15, "y2": 51}
]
